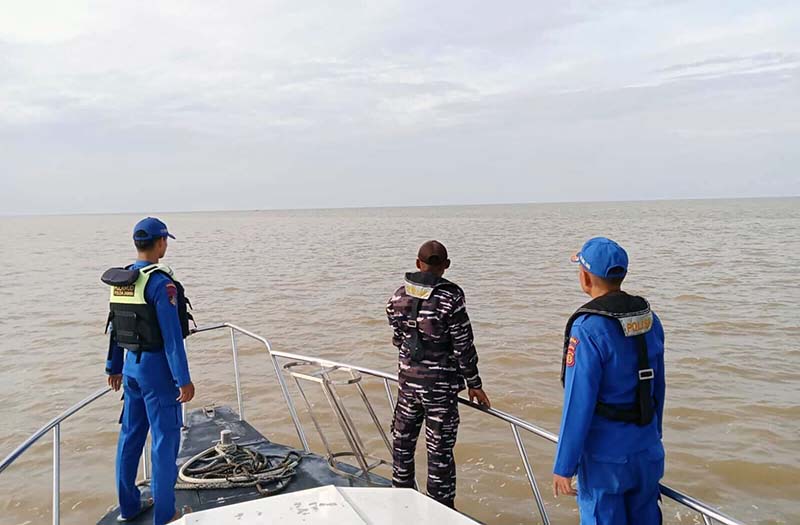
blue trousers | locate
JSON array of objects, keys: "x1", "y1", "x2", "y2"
[
  {"x1": 577, "y1": 443, "x2": 665, "y2": 525},
  {"x1": 116, "y1": 375, "x2": 183, "y2": 525}
]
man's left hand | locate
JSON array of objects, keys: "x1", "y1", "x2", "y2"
[
  {"x1": 553, "y1": 474, "x2": 577, "y2": 497},
  {"x1": 108, "y1": 374, "x2": 123, "y2": 392},
  {"x1": 468, "y1": 388, "x2": 491, "y2": 408},
  {"x1": 177, "y1": 382, "x2": 195, "y2": 403}
]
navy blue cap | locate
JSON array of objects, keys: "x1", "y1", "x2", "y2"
[
  {"x1": 132, "y1": 217, "x2": 175, "y2": 242},
  {"x1": 571, "y1": 237, "x2": 628, "y2": 279}
]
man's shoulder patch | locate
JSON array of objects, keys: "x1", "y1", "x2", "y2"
[
  {"x1": 166, "y1": 282, "x2": 178, "y2": 306},
  {"x1": 566, "y1": 337, "x2": 579, "y2": 367}
]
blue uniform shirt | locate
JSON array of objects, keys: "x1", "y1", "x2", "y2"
[
  {"x1": 105, "y1": 260, "x2": 191, "y2": 387},
  {"x1": 553, "y1": 312, "x2": 665, "y2": 477}
]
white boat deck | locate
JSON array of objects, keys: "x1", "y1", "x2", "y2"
[{"x1": 178, "y1": 485, "x2": 481, "y2": 524}]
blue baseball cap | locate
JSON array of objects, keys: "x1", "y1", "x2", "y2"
[
  {"x1": 132, "y1": 217, "x2": 175, "y2": 242},
  {"x1": 571, "y1": 237, "x2": 628, "y2": 279}
]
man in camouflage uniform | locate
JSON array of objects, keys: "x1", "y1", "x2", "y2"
[{"x1": 386, "y1": 240, "x2": 490, "y2": 508}]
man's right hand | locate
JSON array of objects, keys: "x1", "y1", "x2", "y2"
[
  {"x1": 177, "y1": 382, "x2": 195, "y2": 403},
  {"x1": 468, "y1": 388, "x2": 491, "y2": 408},
  {"x1": 553, "y1": 474, "x2": 577, "y2": 497},
  {"x1": 107, "y1": 374, "x2": 123, "y2": 392}
]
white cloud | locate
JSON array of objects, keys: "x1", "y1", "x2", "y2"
[
  {"x1": 1, "y1": 0, "x2": 799, "y2": 213},
  {"x1": 0, "y1": 0, "x2": 96, "y2": 44}
]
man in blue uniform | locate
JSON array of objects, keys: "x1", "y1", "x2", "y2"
[
  {"x1": 104, "y1": 217, "x2": 194, "y2": 525},
  {"x1": 553, "y1": 237, "x2": 666, "y2": 525}
]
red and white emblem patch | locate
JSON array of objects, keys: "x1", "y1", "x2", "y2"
[
  {"x1": 566, "y1": 337, "x2": 579, "y2": 367},
  {"x1": 166, "y1": 283, "x2": 178, "y2": 306}
]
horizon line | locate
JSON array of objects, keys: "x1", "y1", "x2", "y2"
[{"x1": 1, "y1": 194, "x2": 797, "y2": 218}]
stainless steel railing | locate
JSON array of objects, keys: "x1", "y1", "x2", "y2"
[
  {"x1": 0, "y1": 387, "x2": 112, "y2": 525},
  {"x1": 196, "y1": 322, "x2": 746, "y2": 525},
  {"x1": 0, "y1": 322, "x2": 747, "y2": 525}
]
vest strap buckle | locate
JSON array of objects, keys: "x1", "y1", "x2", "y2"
[
  {"x1": 405, "y1": 320, "x2": 417, "y2": 328},
  {"x1": 638, "y1": 368, "x2": 655, "y2": 380}
]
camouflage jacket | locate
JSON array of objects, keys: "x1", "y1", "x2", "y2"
[{"x1": 386, "y1": 271, "x2": 482, "y2": 391}]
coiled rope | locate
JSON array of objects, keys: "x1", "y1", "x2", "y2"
[{"x1": 176, "y1": 439, "x2": 302, "y2": 496}]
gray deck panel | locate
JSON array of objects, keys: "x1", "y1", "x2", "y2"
[{"x1": 97, "y1": 406, "x2": 390, "y2": 524}]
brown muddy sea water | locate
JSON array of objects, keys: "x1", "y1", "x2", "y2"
[{"x1": 1, "y1": 199, "x2": 798, "y2": 524}]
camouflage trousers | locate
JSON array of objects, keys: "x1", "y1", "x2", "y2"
[{"x1": 391, "y1": 386, "x2": 460, "y2": 507}]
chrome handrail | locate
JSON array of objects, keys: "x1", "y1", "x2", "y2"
[
  {"x1": 208, "y1": 322, "x2": 745, "y2": 525},
  {"x1": 193, "y1": 323, "x2": 310, "y2": 451},
  {"x1": 0, "y1": 387, "x2": 111, "y2": 476},
  {"x1": 0, "y1": 387, "x2": 112, "y2": 525},
  {"x1": 0, "y1": 322, "x2": 748, "y2": 525}
]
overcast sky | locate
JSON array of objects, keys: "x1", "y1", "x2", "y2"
[{"x1": 1, "y1": 1, "x2": 798, "y2": 214}]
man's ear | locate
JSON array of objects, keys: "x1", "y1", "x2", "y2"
[
  {"x1": 579, "y1": 267, "x2": 592, "y2": 292},
  {"x1": 444, "y1": 259, "x2": 451, "y2": 269},
  {"x1": 416, "y1": 259, "x2": 422, "y2": 270}
]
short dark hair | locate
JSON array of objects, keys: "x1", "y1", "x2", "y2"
[
  {"x1": 418, "y1": 240, "x2": 448, "y2": 266},
  {"x1": 598, "y1": 274, "x2": 625, "y2": 287},
  {"x1": 134, "y1": 230, "x2": 158, "y2": 251},
  {"x1": 604, "y1": 265, "x2": 627, "y2": 287}
]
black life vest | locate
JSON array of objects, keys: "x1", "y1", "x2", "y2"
[
  {"x1": 401, "y1": 272, "x2": 457, "y2": 362},
  {"x1": 102, "y1": 264, "x2": 194, "y2": 361},
  {"x1": 561, "y1": 291, "x2": 656, "y2": 426}
]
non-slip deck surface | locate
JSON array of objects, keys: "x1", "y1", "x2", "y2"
[{"x1": 97, "y1": 406, "x2": 390, "y2": 524}]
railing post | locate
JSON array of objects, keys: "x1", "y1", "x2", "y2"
[
  {"x1": 142, "y1": 434, "x2": 150, "y2": 481},
  {"x1": 702, "y1": 515, "x2": 714, "y2": 525},
  {"x1": 230, "y1": 327, "x2": 245, "y2": 421},
  {"x1": 215, "y1": 324, "x2": 310, "y2": 452},
  {"x1": 269, "y1": 354, "x2": 310, "y2": 452},
  {"x1": 350, "y1": 372, "x2": 393, "y2": 455},
  {"x1": 182, "y1": 339, "x2": 189, "y2": 424},
  {"x1": 383, "y1": 378, "x2": 395, "y2": 413},
  {"x1": 52, "y1": 423, "x2": 61, "y2": 525},
  {"x1": 511, "y1": 423, "x2": 549, "y2": 525}
]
